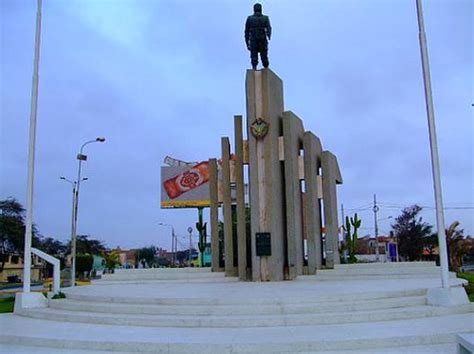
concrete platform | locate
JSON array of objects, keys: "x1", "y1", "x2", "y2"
[{"x1": 1, "y1": 264, "x2": 472, "y2": 353}]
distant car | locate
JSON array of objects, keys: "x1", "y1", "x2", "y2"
[{"x1": 6, "y1": 275, "x2": 20, "y2": 283}]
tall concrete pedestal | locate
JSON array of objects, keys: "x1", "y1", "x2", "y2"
[{"x1": 246, "y1": 69, "x2": 286, "y2": 281}]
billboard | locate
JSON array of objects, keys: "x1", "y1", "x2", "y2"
[{"x1": 161, "y1": 162, "x2": 211, "y2": 208}]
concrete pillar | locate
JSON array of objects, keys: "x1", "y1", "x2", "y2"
[
  {"x1": 321, "y1": 151, "x2": 343, "y2": 268},
  {"x1": 303, "y1": 132, "x2": 324, "y2": 273},
  {"x1": 234, "y1": 115, "x2": 248, "y2": 280},
  {"x1": 282, "y1": 111, "x2": 305, "y2": 279},
  {"x1": 209, "y1": 158, "x2": 222, "y2": 272},
  {"x1": 246, "y1": 68, "x2": 285, "y2": 281},
  {"x1": 221, "y1": 137, "x2": 236, "y2": 276}
]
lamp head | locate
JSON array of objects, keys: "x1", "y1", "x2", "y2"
[{"x1": 96, "y1": 137, "x2": 106, "y2": 142}]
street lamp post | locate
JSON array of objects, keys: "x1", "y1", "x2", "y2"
[
  {"x1": 187, "y1": 227, "x2": 193, "y2": 267},
  {"x1": 373, "y1": 194, "x2": 380, "y2": 262},
  {"x1": 158, "y1": 223, "x2": 176, "y2": 266},
  {"x1": 71, "y1": 137, "x2": 105, "y2": 287}
]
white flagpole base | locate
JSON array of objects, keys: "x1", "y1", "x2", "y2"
[
  {"x1": 427, "y1": 287, "x2": 469, "y2": 307},
  {"x1": 14, "y1": 292, "x2": 47, "y2": 312}
]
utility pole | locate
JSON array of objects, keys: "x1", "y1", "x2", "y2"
[
  {"x1": 373, "y1": 194, "x2": 380, "y2": 262},
  {"x1": 341, "y1": 204, "x2": 345, "y2": 239},
  {"x1": 416, "y1": 0, "x2": 449, "y2": 289}
]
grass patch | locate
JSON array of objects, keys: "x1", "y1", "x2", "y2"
[
  {"x1": 457, "y1": 272, "x2": 474, "y2": 302},
  {"x1": 0, "y1": 297, "x2": 15, "y2": 313}
]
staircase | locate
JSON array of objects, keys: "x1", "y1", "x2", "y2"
[{"x1": 0, "y1": 264, "x2": 471, "y2": 353}]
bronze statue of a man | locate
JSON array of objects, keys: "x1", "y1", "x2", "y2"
[{"x1": 245, "y1": 3, "x2": 272, "y2": 70}]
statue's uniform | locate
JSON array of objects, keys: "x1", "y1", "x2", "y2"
[{"x1": 245, "y1": 12, "x2": 272, "y2": 69}]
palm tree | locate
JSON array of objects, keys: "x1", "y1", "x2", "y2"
[
  {"x1": 446, "y1": 221, "x2": 469, "y2": 272},
  {"x1": 102, "y1": 251, "x2": 120, "y2": 273}
]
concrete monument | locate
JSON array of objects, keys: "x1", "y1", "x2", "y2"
[{"x1": 209, "y1": 68, "x2": 343, "y2": 281}]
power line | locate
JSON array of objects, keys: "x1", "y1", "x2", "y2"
[{"x1": 345, "y1": 203, "x2": 372, "y2": 211}]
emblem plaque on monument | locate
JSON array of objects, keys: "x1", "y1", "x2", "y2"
[{"x1": 250, "y1": 117, "x2": 269, "y2": 139}]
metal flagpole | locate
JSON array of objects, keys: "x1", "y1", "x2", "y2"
[
  {"x1": 415, "y1": 0, "x2": 449, "y2": 289},
  {"x1": 23, "y1": 0, "x2": 43, "y2": 293}
]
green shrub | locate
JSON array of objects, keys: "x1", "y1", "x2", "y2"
[
  {"x1": 0, "y1": 297, "x2": 15, "y2": 313},
  {"x1": 51, "y1": 291, "x2": 66, "y2": 299}
]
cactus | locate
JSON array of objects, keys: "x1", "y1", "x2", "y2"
[
  {"x1": 196, "y1": 207, "x2": 207, "y2": 267},
  {"x1": 344, "y1": 216, "x2": 352, "y2": 263},
  {"x1": 345, "y1": 216, "x2": 352, "y2": 242},
  {"x1": 348, "y1": 213, "x2": 361, "y2": 263}
]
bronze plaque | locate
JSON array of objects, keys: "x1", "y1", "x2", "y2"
[{"x1": 256, "y1": 232, "x2": 271, "y2": 256}]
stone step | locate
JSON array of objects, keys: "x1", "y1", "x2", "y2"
[
  {"x1": 0, "y1": 343, "x2": 458, "y2": 354},
  {"x1": 100, "y1": 270, "x2": 227, "y2": 281},
  {"x1": 17, "y1": 303, "x2": 473, "y2": 328},
  {"x1": 1, "y1": 313, "x2": 471, "y2": 352},
  {"x1": 316, "y1": 268, "x2": 455, "y2": 276},
  {"x1": 307, "y1": 273, "x2": 458, "y2": 281},
  {"x1": 48, "y1": 295, "x2": 427, "y2": 316},
  {"x1": 63, "y1": 288, "x2": 428, "y2": 306},
  {"x1": 114, "y1": 267, "x2": 213, "y2": 273},
  {"x1": 93, "y1": 276, "x2": 238, "y2": 285},
  {"x1": 334, "y1": 262, "x2": 437, "y2": 269}
]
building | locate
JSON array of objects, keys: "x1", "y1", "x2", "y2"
[
  {"x1": 355, "y1": 235, "x2": 398, "y2": 262},
  {"x1": 0, "y1": 253, "x2": 45, "y2": 283},
  {"x1": 111, "y1": 248, "x2": 136, "y2": 269}
]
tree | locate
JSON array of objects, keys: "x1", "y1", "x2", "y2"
[
  {"x1": 37, "y1": 237, "x2": 67, "y2": 257},
  {"x1": 0, "y1": 198, "x2": 41, "y2": 271},
  {"x1": 102, "y1": 251, "x2": 120, "y2": 273},
  {"x1": 76, "y1": 254, "x2": 94, "y2": 279},
  {"x1": 392, "y1": 205, "x2": 432, "y2": 261},
  {"x1": 445, "y1": 221, "x2": 470, "y2": 272},
  {"x1": 156, "y1": 257, "x2": 170, "y2": 267},
  {"x1": 36, "y1": 237, "x2": 68, "y2": 275},
  {"x1": 73, "y1": 235, "x2": 107, "y2": 255},
  {"x1": 136, "y1": 246, "x2": 157, "y2": 268}
]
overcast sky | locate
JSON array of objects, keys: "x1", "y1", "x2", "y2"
[{"x1": 1, "y1": 0, "x2": 472, "y2": 251}]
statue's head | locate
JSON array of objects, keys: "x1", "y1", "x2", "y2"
[{"x1": 253, "y1": 3, "x2": 262, "y2": 14}]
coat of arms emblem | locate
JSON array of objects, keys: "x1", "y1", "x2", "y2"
[{"x1": 250, "y1": 117, "x2": 269, "y2": 139}]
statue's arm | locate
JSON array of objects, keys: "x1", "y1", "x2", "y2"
[
  {"x1": 244, "y1": 17, "x2": 250, "y2": 45},
  {"x1": 266, "y1": 17, "x2": 272, "y2": 40}
]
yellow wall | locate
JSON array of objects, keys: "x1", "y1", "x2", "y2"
[{"x1": 0, "y1": 255, "x2": 44, "y2": 283}]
